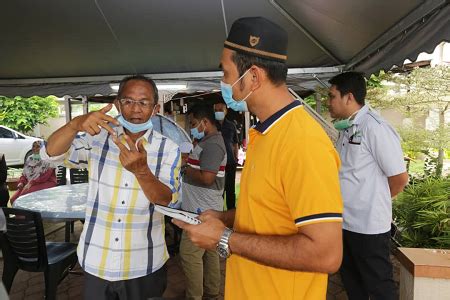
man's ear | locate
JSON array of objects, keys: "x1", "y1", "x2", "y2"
[
  {"x1": 346, "y1": 92, "x2": 356, "y2": 105},
  {"x1": 249, "y1": 65, "x2": 263, "y2": 91},
  {"x1": 153, "y1": 104, "x2": 161, "y2": 116}
]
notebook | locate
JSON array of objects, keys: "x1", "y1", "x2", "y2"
[{"x1": 154, "y1": 204, "x2": 201, "y2": 225}]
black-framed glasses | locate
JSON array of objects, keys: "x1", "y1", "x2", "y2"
[{"x1": 118, "y1": 98, "x2": 154, "y2": 108}]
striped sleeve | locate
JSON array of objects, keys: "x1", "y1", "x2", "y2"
[
  {"x1": 157, "y1": 139, "x2": 181, "y2": 206},
  {"x1": 199, "y1": 143, "x2": 225, "y2": 174},
  {"x1": 40, "y1": 132, "x2": 93, "y2": 169},
  {"x1": 295, "y1": 213, "x2": 343, "y2": 227},
  {"x1": 62, "y1": 133, "x2": 92, "y2": 169}
]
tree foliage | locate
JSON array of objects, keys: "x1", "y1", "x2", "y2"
[
  {"x1": 367, "y1": 66, "x2": 449, "y2": 115},
  {"x1": 368, "y1": 66, "x2": 450, "y2": 177},
  {"x1": 0, "y1": 95, "x2": 59, "y2": 134}
]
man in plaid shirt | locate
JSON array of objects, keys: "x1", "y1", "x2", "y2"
[{"x1": 42, "y1": 75, "x2": 181, "y2": 299}]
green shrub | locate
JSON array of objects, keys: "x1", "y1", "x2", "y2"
[
  {"x1": 393, "y1": 177, "x2": 450, "y2": 249},
  {"x1": 0, "y1": 95, "x2": 59, "y2": 133}
]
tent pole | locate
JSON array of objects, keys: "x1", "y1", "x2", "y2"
[
  {"x1": 82, "y1": 96, "x2": 88, "y2": 115},
  {"x1": 64, "y1": 96, "x2": 71, "y2": 123}
]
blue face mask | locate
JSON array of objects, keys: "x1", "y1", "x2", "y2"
[
  {"x1": 190, "y1": 121, "x2": 205, "y2": 140},
  {"x1": 220, "y1": 69, "x2": 252, "y2": 112},
  {"x1": 215, "y1": 111, "x2": 225, "y2": 121},
  {"x1": 117, "y1": 105, "x2": 155, "y2": 134}
]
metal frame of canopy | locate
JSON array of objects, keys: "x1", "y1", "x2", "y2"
[
  {"x1": 0, "y1": 0, "x2": 448, "y2": 149},
  {"x1": 0, "y1": 66, "x2": 343, "y2": 99}
]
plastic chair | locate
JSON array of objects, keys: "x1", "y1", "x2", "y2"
[
  {"x1": 68, "y1": 168, "x2": 88, "y2": 235},
  {"x1": 0, "y1": 208, "x2": 77, "y2": 300},
  {"x1": 69, "y1": 168, "x2": 88, "y2": 185},
  {"x1": 56, "y1": 166, "x2": 67, "y2": 186}
]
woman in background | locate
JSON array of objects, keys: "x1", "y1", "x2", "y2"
[{"x1": 10, "y1": 141, "x2": 56, "y2": 204}]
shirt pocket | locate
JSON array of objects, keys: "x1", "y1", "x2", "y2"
[{"x1": 344, "y1": 142, "x2": 361, "y2": 161}]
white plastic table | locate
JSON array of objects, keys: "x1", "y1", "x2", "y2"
[{"x1": 13, "y1": 183, "x2": 88, "y2": 241}]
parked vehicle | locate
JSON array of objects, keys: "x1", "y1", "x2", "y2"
[{"x1": 0, "y1": 125, "x2": 42, "y2": 166}]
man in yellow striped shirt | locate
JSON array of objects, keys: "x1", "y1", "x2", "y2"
[{"x1": 42, "y1": 75, "x2": 181, "y2": 299}]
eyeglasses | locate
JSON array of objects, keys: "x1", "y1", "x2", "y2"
[{"x1": 118, "y1": 98, "x2": 154, "y2": 108}]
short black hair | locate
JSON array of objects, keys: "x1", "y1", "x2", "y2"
[
  {"x1": 117, "y1": 75, "x2": 159, "y2": 104},
  {"x1": 232, "y1": 51, "x2": 287, "y2": 86},
  {"x1": 329, "y1": 72, "x2": 366, "y2": 105},
  {"x1": 188, "y1": 104, "x2": 216, "y2": 125}
]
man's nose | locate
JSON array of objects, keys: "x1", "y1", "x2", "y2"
[{"x1": 130, "y1": 102, "x2": 143, "y2": 112}]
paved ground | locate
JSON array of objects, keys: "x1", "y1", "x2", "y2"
[
  {"x1": 0, "y1": 220, "x2": 401, "y2": 299},
  {"x1": 2, "y1": 169, "x2": 400, "y2": 299}
]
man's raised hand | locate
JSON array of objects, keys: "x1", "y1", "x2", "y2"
[
  {"x1": 69, "y1": 103, "x2": 119, "y2": 136},
  {"x1": 113, "y1": 135, "x2": 149, "y2": 175}
]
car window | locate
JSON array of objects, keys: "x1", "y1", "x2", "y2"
[{"x1": 0, "y1": 128, "x2": 15, "y2": 139}]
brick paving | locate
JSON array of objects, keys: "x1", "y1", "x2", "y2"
[{"x1": 0, "y1": 220, "x2": 402, "y2": 299}]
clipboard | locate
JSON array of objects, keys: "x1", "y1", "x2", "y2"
[{"x1": 154, "y1": 204, "x2": 201, "y2": 225}]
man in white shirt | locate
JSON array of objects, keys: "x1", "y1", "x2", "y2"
[{"x1": 328, "y1": 72, "x2": 408, "y2": 300}]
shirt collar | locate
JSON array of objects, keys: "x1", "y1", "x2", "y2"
[
  {"x1": 352, "y1": 104, "x2": 369, "y2": 125},
  {"x1": 254, "y1": 100, "x2": 302, "y2": 134}
]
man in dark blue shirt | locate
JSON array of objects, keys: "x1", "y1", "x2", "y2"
[{"x1": 214, "y1": 102, "x2": 239, "y2": 210}]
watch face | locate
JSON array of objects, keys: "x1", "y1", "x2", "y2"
[{"x1": 217, "y1": 245, "x2": 229, "y2": 258}]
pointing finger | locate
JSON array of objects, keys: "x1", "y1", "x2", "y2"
[
  {"x1": 98, "y1": 122, "x2": 117, "y2": 137},
  {"x1": 113, "y1": 136, "x2": 129, "y2": 153},
  {"x1": 99, "y1": 103, "x2": 113, "y2": 114},
  {"x1": 137, "y1": 140, "x2": 146, "y2": 153},
  {"x1": 123, "y1": 135, "x2": 137, "y2": 151},
  {"x1": 100, "y1": 114, "x2": 120, "y2": 126}
]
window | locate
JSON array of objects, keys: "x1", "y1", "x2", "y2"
[{"x1": 0, "y1": 127, "x2": 15, "y2": 139}]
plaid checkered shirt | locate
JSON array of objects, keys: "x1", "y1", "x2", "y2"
[{"x1": 41, "y1": 125, "x2": 181, "y2": 281}]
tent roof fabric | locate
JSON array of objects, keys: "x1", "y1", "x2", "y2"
[{"x1": 0, "y1": 0, "x2": 448, "y2": 97}]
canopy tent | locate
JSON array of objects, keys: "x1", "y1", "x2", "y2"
[
  {"x1": 0, "y1": 0, "x2": 448, "y2": 97},
  {"x1": 151, "y1": 114, "x2": 192, "y2": 147}
]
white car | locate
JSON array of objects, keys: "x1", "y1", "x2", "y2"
[{"x1": 0, "y1": 125, "x2": 42, "y2": 167}]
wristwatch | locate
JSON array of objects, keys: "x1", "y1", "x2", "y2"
[
  {"x1": 180, "y1": 164, "x2": 187, "y2": 176},
  {"x1": 217, "y1": 227, "x2": 234, "y2": 258}
]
